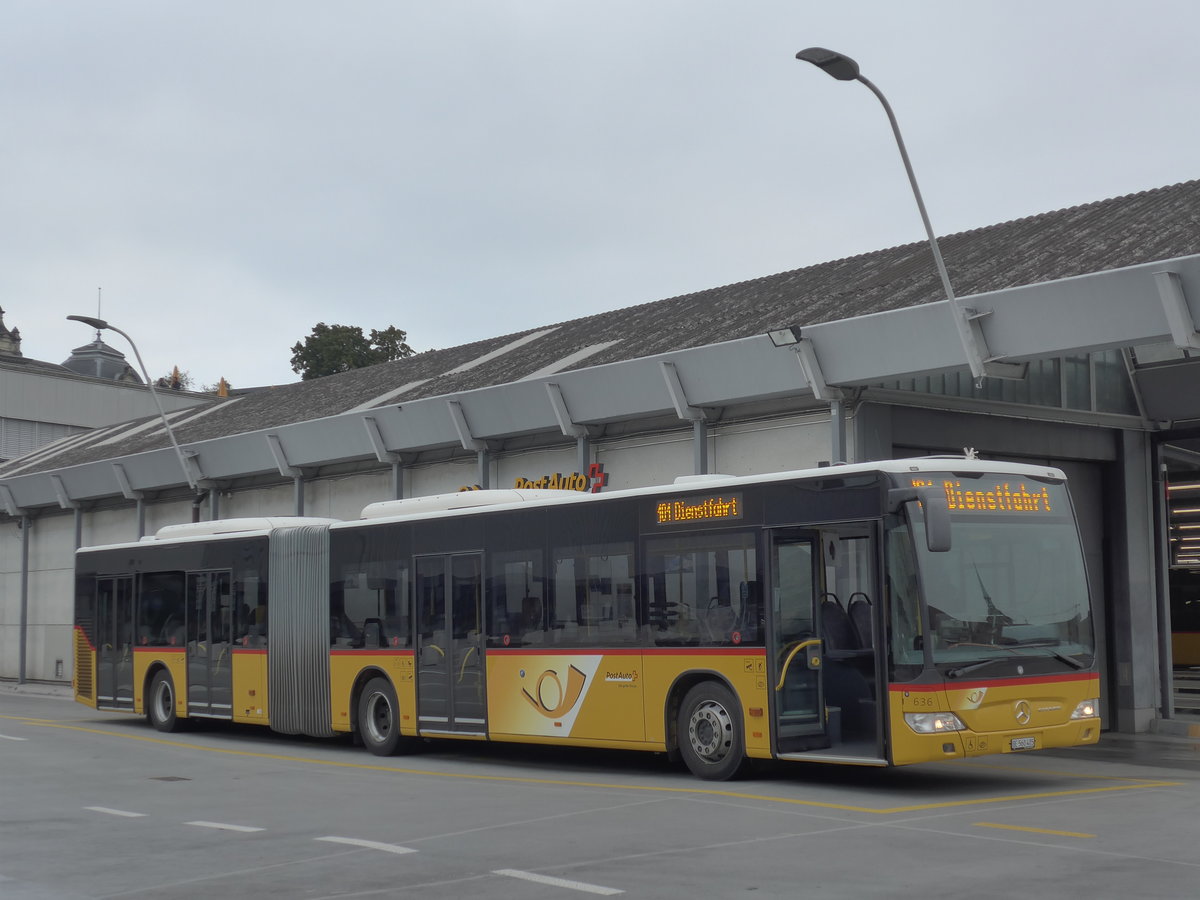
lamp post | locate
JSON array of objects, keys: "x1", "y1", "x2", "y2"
[
  {"x1": 66, "y1": 315, "x2": 199, "y2": 493},
  {"x1": 795, "y1": 47, "x2": 1020, "y2": 383}
]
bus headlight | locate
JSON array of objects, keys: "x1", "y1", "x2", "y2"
[
  {"x1": 904, "y1": 712, "x2": 966, "y2": 734},
  {"x1": 1069, "y1": 699, "x2": 1098, "y2": 719}
]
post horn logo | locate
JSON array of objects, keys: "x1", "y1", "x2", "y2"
[
  {"x1": 523, "y1": 664, "x2": 588, "y2": 718},
  {"x1": 1013, "y1": 699, "x2": 1032, "y2": 725}
]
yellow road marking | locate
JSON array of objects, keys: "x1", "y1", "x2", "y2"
[
  {"x1": 952, "y1": 759, "x2": 1170, "y2": 784},
  {"x1": 974, "y1": 822, "x2": 1096, "y2": 839},
  {"x1": 6, "y1": 714, "x2": 1182, "y2": 816}
]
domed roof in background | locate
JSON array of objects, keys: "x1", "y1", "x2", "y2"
[
  {"x1": 61, "y1": 333, "x2": 142, "y2": 383},
  {"x1": 0, "y1": 306, "x2": 22, "y2": 357}
]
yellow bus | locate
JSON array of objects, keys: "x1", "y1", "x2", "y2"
[
  {"x1": 73, "y1": 457, "x2": 1100, "y2": 779},
  {"x1": 1170, "y1": 569, "x2": 1200, "y2": 667}
]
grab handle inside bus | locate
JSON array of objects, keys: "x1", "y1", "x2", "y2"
[{"x1": 888, "y1": 486, "x2": 951, "y2": 552}]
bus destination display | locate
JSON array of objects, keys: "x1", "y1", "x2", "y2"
[
  {"x1": 655, "y1": 493, "x2": 743, "y2": 525},
  {"x1": 911, "y1": 477, "x2": 1054, "y2": 513}
]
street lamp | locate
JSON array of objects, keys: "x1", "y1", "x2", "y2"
[
  {"x1": 66, "y1": 315, "x2": 199, "y2": 493},
  {"x1": 795, "y1": 47, "x2": 1021, "y2": 383}
]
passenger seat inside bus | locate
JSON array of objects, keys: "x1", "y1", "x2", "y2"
[
  {"x1": 820, "y1": 593, "x2": 877, "y2": 738},
  {"x1": 847, "y1": 593, "x2": 873, "y2": 649},
  {"x1": 820, "y1": 595, "x2": 859, "y2": 655}
]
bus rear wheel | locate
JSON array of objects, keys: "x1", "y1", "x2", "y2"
[
  {"x1": 147, "y1": 670, "x2": 184, "y2": 733},
  {"x1": 358, "y1": 677, "x2": 410, "y2": 756},
  {"x1": 678, "y1": 682, "x2": 747, "y2": 781}
]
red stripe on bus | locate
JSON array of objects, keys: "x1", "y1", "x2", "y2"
[
  {"x1": 74, "y1": 625, "x2": 96, "y2": 651},
  {"x1": 330, "y1": 649, "x2": 416, "y2": 657},
  {"x1": 486, "y1": 646, "x2": 765, "y2": 657},
  {"x1": 890, "y1": 672, "x2": 1098, "y2": 693}
]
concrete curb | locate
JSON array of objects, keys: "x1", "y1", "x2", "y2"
[
  {"x1": 0, "y1": 680, "x2": 73, "y2": 700},
  {"x1": 1149, "y1": 716, "x2": 1200, "y2": 739}
]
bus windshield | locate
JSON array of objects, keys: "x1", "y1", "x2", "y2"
[{"x1": 887, "y1": 473, "x2": 1095, "y2": 679}]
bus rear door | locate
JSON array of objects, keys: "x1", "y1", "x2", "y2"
[
  {"x1": 185, "y1": 571, "x2": 234, "y2": 719},
  {"x1": 415, "y1": 553, "x2": 487, "y2": 735},
  {"x1": 96, "y1": 575, "x2": 135, "y2": 710}
]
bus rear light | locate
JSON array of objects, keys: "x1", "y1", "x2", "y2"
[
  {"x1": 904, "y1": 712, "x2": 966, "y2": 734},
  {"x1": 1069, "y1": 699, "x2": 1098, "y2": 719}
]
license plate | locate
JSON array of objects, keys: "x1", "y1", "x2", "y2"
[{"x1": 1010, "y1": 736, "x2": 1036, "y2": 751}]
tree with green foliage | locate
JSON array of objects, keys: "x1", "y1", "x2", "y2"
[
  {"x1": 290, "y1": 323, "x2": 415, "y2": 381},
  {"x1": 156, "y1": 367, "x2": 193, "y2": 390}
]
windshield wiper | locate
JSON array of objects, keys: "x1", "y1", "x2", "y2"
[
  {"x1": 946, "y1": 641, "x2": 1087, "y2": 678},
  {"x1": 946, "y1": 657, "x2": 1007, "y2": 678},
  {"x1": 1006, "y1": 639, "x2": 1087, "y2": 669}
]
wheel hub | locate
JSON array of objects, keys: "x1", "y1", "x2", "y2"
[
  {"x1": 365, "y1": 693, "x2": 393, "y2": 743},
  {"x1": 688, "y1": 699, "x2": 732, "y2": 761},
  {"x1": 155, "y1": 680, "x2": 172, "y2": 720}
]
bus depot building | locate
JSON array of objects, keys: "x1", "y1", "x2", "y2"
[{"x1": 2, "y1": 179, "x2": 1200, "y2": 739}]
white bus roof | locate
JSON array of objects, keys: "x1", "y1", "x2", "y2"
[
  {"x1": 338, "y1": 456, "x2": 1068, "y2": 530},
  {"x1": 76, "y1": 516, "x2": 341, "y2": 554},
  {"x1": 75, "y1": 457, "x2": 1066, "y2": 552}
]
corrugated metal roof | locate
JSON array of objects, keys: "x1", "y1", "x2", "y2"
[{"x1": 3, "y1": 178, "x2": 1198, "y2": 480}]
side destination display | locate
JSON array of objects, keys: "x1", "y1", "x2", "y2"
[{"x1": 654, "y1": 493, "x2": 743, "y2": 525}]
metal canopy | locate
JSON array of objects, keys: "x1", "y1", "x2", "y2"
[{"x1": 2, "y1": 253, "x2": 1198, "y2": 514}]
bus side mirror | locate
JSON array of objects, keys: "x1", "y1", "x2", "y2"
[
  {"x1": 919, "y1": 487, "x2": 951, "y2": 552},
  {"x1": 888, "y1": 487, "x2": 952, "y2": 553}
]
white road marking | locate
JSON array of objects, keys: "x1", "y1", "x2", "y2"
[
  {"x1": 184, "y1": 821, "x2": 264, "y2": 833},
  {"x1": 0, "y1": 734, "x2": 28, "y2": 741},
  {"x1": 85, "y1": 806, "x2": 146, "y2": 818},
  {"x1": 494, "y1": 869, "x2": 623, "y2": 896},
  {"x1": 315, "y1": 836, "x2": 418, "y2": 855}
]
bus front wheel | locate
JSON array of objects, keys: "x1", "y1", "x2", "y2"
[
  {"x1": 358, "y1": 677, "x2": 408, "y2": 756},
  {"x1": 678, "y1": 682, "x2": 748, "y2": 781},
  {"x1": 147, "y1": 670, "x2": 183, "y2": 733}
]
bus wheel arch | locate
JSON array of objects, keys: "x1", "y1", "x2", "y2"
[
  {"x1": 145, "y1": 666, "x2": 186, "y2": 733},
  {"x1": 668, "y1": 673, "x2": 748, "y2": 780},
  {"x1": 348, "y1": 667, "x2": 388, "y2": 734},
  {"x1": 355, "y1": 674, "x2": 414, "y2": 756}
]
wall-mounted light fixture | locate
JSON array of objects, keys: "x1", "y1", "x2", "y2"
[{"x1": 767, "y1": 326, "x2": 801, "y2": 347}]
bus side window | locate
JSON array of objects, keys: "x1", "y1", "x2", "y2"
[
  {"x1": 137, "y1": 572, "x2": 185, "y2": 647},
  {"x1": 645, "y1": 532, "x2": 758, "y2": 648},
  {"x1": 551, "y1": 543, "x2": 635, "y2": 647}
]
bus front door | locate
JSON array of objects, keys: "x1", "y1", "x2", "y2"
[
  {"x1": 185, "y1": 571, "x2": 234, "y2": 719},
  {"x1": 769, "y1": 532, "x2": 828, "y2": 753},
  {"x1": 96, "y1": 576, "x2": 135, "y2": 710},
  {"x1": 771, "y1": 526, "x2": 884, "y2": 760},
  {"x1": 415, "y1": 553, "x2": 486, "y2": 735}
]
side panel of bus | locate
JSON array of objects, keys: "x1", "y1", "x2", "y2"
[
  {"x1": 232, "y1": 648, "x2": 268, "y2": 722},
  {"x1": 131, "y1": 650, "x2": 187, "y2": 719},
  {"x1": 328, "y1": 651, "x2": 416, "y2": 735},
  {"x1": 484, "y1": 648, "x2": 771, "y2": 756}
]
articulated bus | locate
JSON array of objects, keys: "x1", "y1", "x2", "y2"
[{"x1": 73, "y1": 458, "x2": 1101, "y2": 779}]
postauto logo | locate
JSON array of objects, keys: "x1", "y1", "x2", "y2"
[{"x1": 522, "y1": 664, "x2": 588, "y2": 718}]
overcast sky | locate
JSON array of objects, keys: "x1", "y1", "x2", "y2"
[{"x1": 3, "y1": 1, "x2": 1197, "y2": 388}]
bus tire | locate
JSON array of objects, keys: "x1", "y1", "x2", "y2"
[
  {"x1": 678, "y1": 681, "x2": 747, "y2": 781},
  {"x1": 358, "y1": 677, "x2": 406, "y2": 756},
  {"x1": 147, "y1": 670, "x2": 183, "y2": 733}
]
